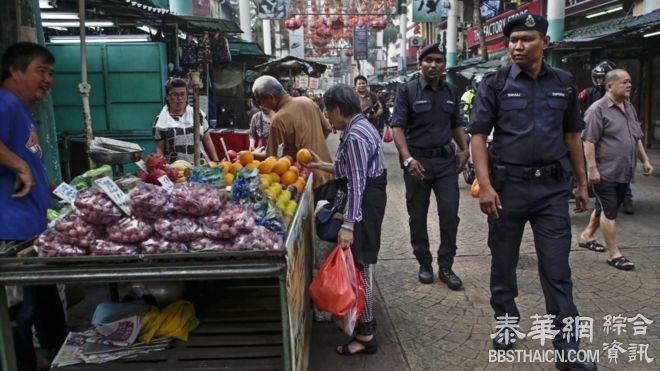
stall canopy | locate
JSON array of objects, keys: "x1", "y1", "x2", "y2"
[
  {"x1": 254, "y1": 56, "x2": 328, "y2": 78},
  {"x1": 560, "y1": 8, "x2": 660, "y2": 44},
  {"x1": 446, "y1": 50, "x2": 508, "y2": 79}
]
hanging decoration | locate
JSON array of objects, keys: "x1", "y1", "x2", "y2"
[{"x1": 281, "y1": 0, "x2": 393, "y2": 58}]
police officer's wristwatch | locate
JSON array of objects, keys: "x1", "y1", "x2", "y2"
[{"x1": 403, "y1": 157, "x2": 414, "y2": 167}]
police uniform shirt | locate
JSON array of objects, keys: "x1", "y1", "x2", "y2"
[
  {"x1": 391, "y1": 75, "x2": 464, "y2": 149},
  {"x1": 468, "y1": 62, "x2": 583, "y2": 166}
]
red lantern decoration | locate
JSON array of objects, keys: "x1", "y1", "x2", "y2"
[
  {"x1": 284, "y1": 18, "x2": 302, "y2": 31},
  {"x1": 345, "y1": 49, "x2": 354, "y2": 57},
  {"x1": 370, "y1": 17, "x2": 387, "y2": 30}
]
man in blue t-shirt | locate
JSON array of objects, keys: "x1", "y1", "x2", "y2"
[{"x1": 1, "y1": 42, "x2": 66, "y2": 371}]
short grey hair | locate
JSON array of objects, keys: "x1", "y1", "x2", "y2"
[
  {"x1": 252, "y1": 75, "x2": 286, "y2": 99},
  {"x1": 605, "y1": 68, "x2": 628, "y2": 87}
]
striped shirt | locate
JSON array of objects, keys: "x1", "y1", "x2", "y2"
[{"x1": 334, "y1": 114, "x2": 385, "y2": 223}]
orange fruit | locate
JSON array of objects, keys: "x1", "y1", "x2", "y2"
[
  {"x1": 237, "y1": 151, "x2": 254, "y2": 166},
  {"x1": 246, "y1": 160, "x2": 260, "y2": 169},
  {"x1": 270, "y1": 172, "x2": 280, "y2": 184},
  {"x1": 258, "y1": 157, "x2": 276, "y2": 174},
  {"x1": 289, "y1": 165, "x2": 300, "y2": 176},
  {"x1": 229, "y1": 162, "x2": 243, "y2": 174},
  {"x1": 294, "y1": 177, "x2": 306, "y2": 194},
  {"x1": 281, "y1": 170, "x2": 298, "y2": 186},
  {"x1": 219, "y1": 161, "x2": 231, "y2": 174},
  {"x1": 296, "y1": 148, "x2": 313, "y2": 165},
  {"x1": 272, "y1": 159, "x2": 290, "y2": 176},
  {"x1": 224, "y1": 173, "x2": 234, "y2": 186}
]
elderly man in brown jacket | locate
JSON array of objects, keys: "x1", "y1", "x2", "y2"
[
  {"x1": 579, "y1": 69, "x2": 653, "y2": 270},
  {"x1": 252, "y1": 75, "x2": 335, "y2": 202}
]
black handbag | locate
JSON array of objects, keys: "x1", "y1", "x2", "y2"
[{"x1": 315, "y1": 202, "x2": 342, "y2": 242}]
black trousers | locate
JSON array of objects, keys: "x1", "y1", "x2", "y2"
[
  {"x1": 488, "y1": 176, "x2": 579, "y2": 350},
  {"x1": 403, "y1": 158, "x2": 459, "y2": 268}
]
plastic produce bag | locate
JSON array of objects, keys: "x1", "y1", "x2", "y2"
[
  {"x1": 334, "y1": 251, "x2": 365, "y2": 335},
  {"x1": 106, "y1": 217, "x2": 154, "y2": 243},
  {"x1": 382, "y1": 125, "x2": 393, "y2": 143},
  {"x1": 138, "y1": 300, "x2": 199, "y2": 344},
  {"x1": 52, "y1": 213, "x2": 97, "y2": 247},
  {"x1": 141, "y1": 236, "x2": 188, "y2": 254},
  {"x1": 309, "y1": 245, "x2": 357, "y2": 316},
  {"x1": 154, "y1": 214, "x2": 203, "y2": 241},
  {"x1": 471, "y1": 178, "x2": 480, "y2": 198},
  {"x1": 129, "y1": 183, "x2": 173, "y2": 219},
  {"x1": 90, "y1": 240, "x2": 140, "y2": 256},
  {"x1": 233, "y1": 226, "x2": 283, "y2": 251},
  {"x1": 33, "y1": 229, "x2": 87, "y2": 257},
  {"x1": 74, "y1": 188, "x2": 123, "y2": 225},
  {"x1": 189, "y1": 237, "x2": 234, "y2": 252},
  {"x1": 199, "y1": 203, "x2": 255, "y2": 239},
  {"x1": 171, "y1": 183, "x2": 224, "y2": 216},
  {"x1": 115, "y1": 175, "x2": 143, "y2": 193},
  {"x1": 187, "y1": 167, "x2": 225, "y2": 189},
  {"x1": 70, "y1": 165, "x2": 113, "y2": 191}
]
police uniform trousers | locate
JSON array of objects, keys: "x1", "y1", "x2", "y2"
[
  {"x1": 403, "y1": 156, "x2": 459, "y2": 268},
  {"x1": 488, "y1": 176, "x2": 579, "y2": 350}
]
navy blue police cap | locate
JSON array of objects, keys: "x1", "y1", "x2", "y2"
[
  {"x1": 503, "y1": 13, "x2": 548, "y2": 38},
  {"x1": 418, "y1": 43, "x2": 445, "y2": 62}
]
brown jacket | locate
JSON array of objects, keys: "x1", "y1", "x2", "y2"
[{"x1": 266, "y1": 95, "x2": 334, "y2": 189}]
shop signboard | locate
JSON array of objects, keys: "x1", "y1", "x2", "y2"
[
  {"x1": 353, "y1": 25, "x2": 369, "y2": 61},
  {"x1": 258, "y1": 0, "x2": 290, "y2": 19},
  {"x1": 412, "y1": 0, "x2": 448, "y2": 23},
  {"x1": 466, "y1": 0, "x2": 541, "y2": 48}
]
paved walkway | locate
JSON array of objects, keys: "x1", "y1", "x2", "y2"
[{"x1": 309, "y1": 135, "x2": 660, "y2": 370}]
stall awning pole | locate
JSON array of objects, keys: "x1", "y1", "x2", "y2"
[
  {"x1": 78, "y1": 0, "x2": 95, "y2": 169},
  {"x1": 191, "y1": 71, "x2": 201, "y2": 166}
]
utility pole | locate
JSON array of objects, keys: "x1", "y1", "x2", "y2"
[
  {"x1": 446, "y1": 0, "x2": 458, "y2": 80},
  {"x1": 399, "y1": 2, "x2": 407, "y2": 77},
  {"x1": 546, "y1": 0, "x2": 566, "y2": 66},
  {"x1": 473, "y1": 0, "x2": 488, "y2": 61},
  {"x1": 239, "y1": 0, "x2": 252, "y2": 42}
]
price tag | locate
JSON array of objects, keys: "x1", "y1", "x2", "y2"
[
  {"x1": 277, "y1": 143, "x2": 285, "y2": 158},
  {"x1": 158, "y1": 175, "x2": 175, "y2": 191},
  {"x1": 94, "y1": 176, "x2": 132, "y2": 215},
  {"x1": 135, "y1": 160, "x2": 147, "y2": 172},
  {"x1": 52, "y1": 182, "x2": 78, "y2": 203}
]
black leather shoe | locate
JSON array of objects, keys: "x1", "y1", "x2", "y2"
[
  {"x1": 418, "y1": 265, "x2": 433, "y2": 284},
  {"x1": 555, "y1": 360, "x2": 597, "y2": 371},
  {"x1": 438, "y1": 268, "x2": 463, "y2": 290}
]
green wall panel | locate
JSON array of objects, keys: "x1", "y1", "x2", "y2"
[
  {"x1": 48, "y1": 44, "x2": 104, "y2": 72},
  {"x1": 51, "y1": 73, "x2": 106, "y2": 106},
  {"x1": 109, "y1": 103, "x2": 161, "y2": 131},
  {"x1": 108, "y1": 73, "x2": 163, "y2": 102},
  {"x1": 106, "y1": 44, "x2": 163, "y2": 72},
  {"x1": 54, "y1": 106, "x2": 107, "y2": 133}
]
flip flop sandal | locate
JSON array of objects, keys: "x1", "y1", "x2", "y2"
[
  {"x1": 607, "y1": 256, "x2": 635, "y2": 271},
  {"x1": 579, "y1": 240, "x2": 605, "y2": 252},
  {"x1": 336, "y1": 336, "x2": 378, "y2": 356}
]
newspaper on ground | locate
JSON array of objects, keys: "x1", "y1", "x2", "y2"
[{"x1": 51, "y1": 316, "x2": 172, "y2": 367}]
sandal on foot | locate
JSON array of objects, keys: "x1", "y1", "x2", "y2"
[
  {"x1": 607, "y1": 256, "x2": 635, "y2": 271},
  {"x1": 336, "y1": 337, "x2": 378, "y2": 356},
  {"x1": 579, "y1": 240, "x2": 605, "y2": 252}
]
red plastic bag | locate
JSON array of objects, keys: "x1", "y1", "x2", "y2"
[
  {"x1": 334, "y1": 256, "x2": 365, "y2": 335},
  {"x1": 382, "y1": 126, "x2": 393, "y2": 143},
  {"x1": 309, "y1": 245, "x2": 356, "y2": 316}
]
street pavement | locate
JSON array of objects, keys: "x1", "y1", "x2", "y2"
[{"x1": 309, "y1": 133, "x2": 660, "y2": 370}]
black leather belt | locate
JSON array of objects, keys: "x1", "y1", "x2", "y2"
[
  {"x1": 504, "y1": 163, "x2": 561, "y2": 180},
  {"x1": 409, "y1": 144, "x2": 454, "y2": 159}
]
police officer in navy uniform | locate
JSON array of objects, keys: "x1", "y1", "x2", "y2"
[
  {"x1": 469, "y1": 14, "x2": 596, "y2": 371},
  {"x1": 391, "y1": 43, "x2": 469, "y2": 289}
]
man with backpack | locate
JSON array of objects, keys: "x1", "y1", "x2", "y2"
[
  {"x1": 390, "y1": 43, "x2": 469, "y2": 290},
  {"x1": 469, "y1": 14, "x2": 596, "y2": 371},
  {"x1": 354, "y1": 75, "x2": 383, "y2": 130}
]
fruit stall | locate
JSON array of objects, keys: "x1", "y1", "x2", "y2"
[{"x1": 0, "y1": 150, "x2": 317, "y2": 371}]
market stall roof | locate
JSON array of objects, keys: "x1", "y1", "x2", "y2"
[
  {"x1": 174, "y1": 15, "x2": 242, "y2": 33},
  {"x1": 446, "y1": 50, "x2": 508, "y2": 79},
  {"x1": 254, "y1": 56, "x2": 327, "y2": 78},
  {"x1": 560, "y1": 8, "x2": 660, "y2": 43},
  {"x1": 227, "y1": 40, "x2": 268, "y2": 58}
]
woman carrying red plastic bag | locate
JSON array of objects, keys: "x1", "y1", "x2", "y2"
[{"x1": 308, "y1": 84, "x2": 387, "y2": 356}]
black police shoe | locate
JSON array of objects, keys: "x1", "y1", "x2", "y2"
[
  {"x1": 492, "y1": 330, "x2": 517, "y2": 351},
  {"x1": 438, "y1": 268, "x2": 463, "y2": 290},
  {"x1": 555, "y1": 360, "x2": 597, "y2": 371},
  {"x1": 418, "y1": 265, "x2": 433, "y2": 284}
]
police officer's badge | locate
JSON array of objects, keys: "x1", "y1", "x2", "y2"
[
  {"x1": 525, "y1": 15, "x2": 536, "y2": 28},
  {"x1": 437, "y1": 44, "x2": 445, "y2": 54},
  {"x1": 534, "y1": 169, "x2": 541, "y2": 178}
]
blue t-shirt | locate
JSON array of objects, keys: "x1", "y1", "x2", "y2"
[{"x1": 0, "y1": 88, "x2": 50, "y2": 240}]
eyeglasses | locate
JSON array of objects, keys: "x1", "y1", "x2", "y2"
[{"x1": 168, "y1": 92, "x2": 186, "y2": 99}]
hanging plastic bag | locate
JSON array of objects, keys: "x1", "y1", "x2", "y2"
[
  {"x1": 382, "y1": 126, "x2": 393, "y2": 143},
  {"x1": 471, "y1": 178, "x2": 480, "y2": 198},
  {"x1": 333, "y1": 248, "x2": 365, "y2": 335},
  {"x1": 309, "y1": 245, "x2": 356, "y2": 316}
]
